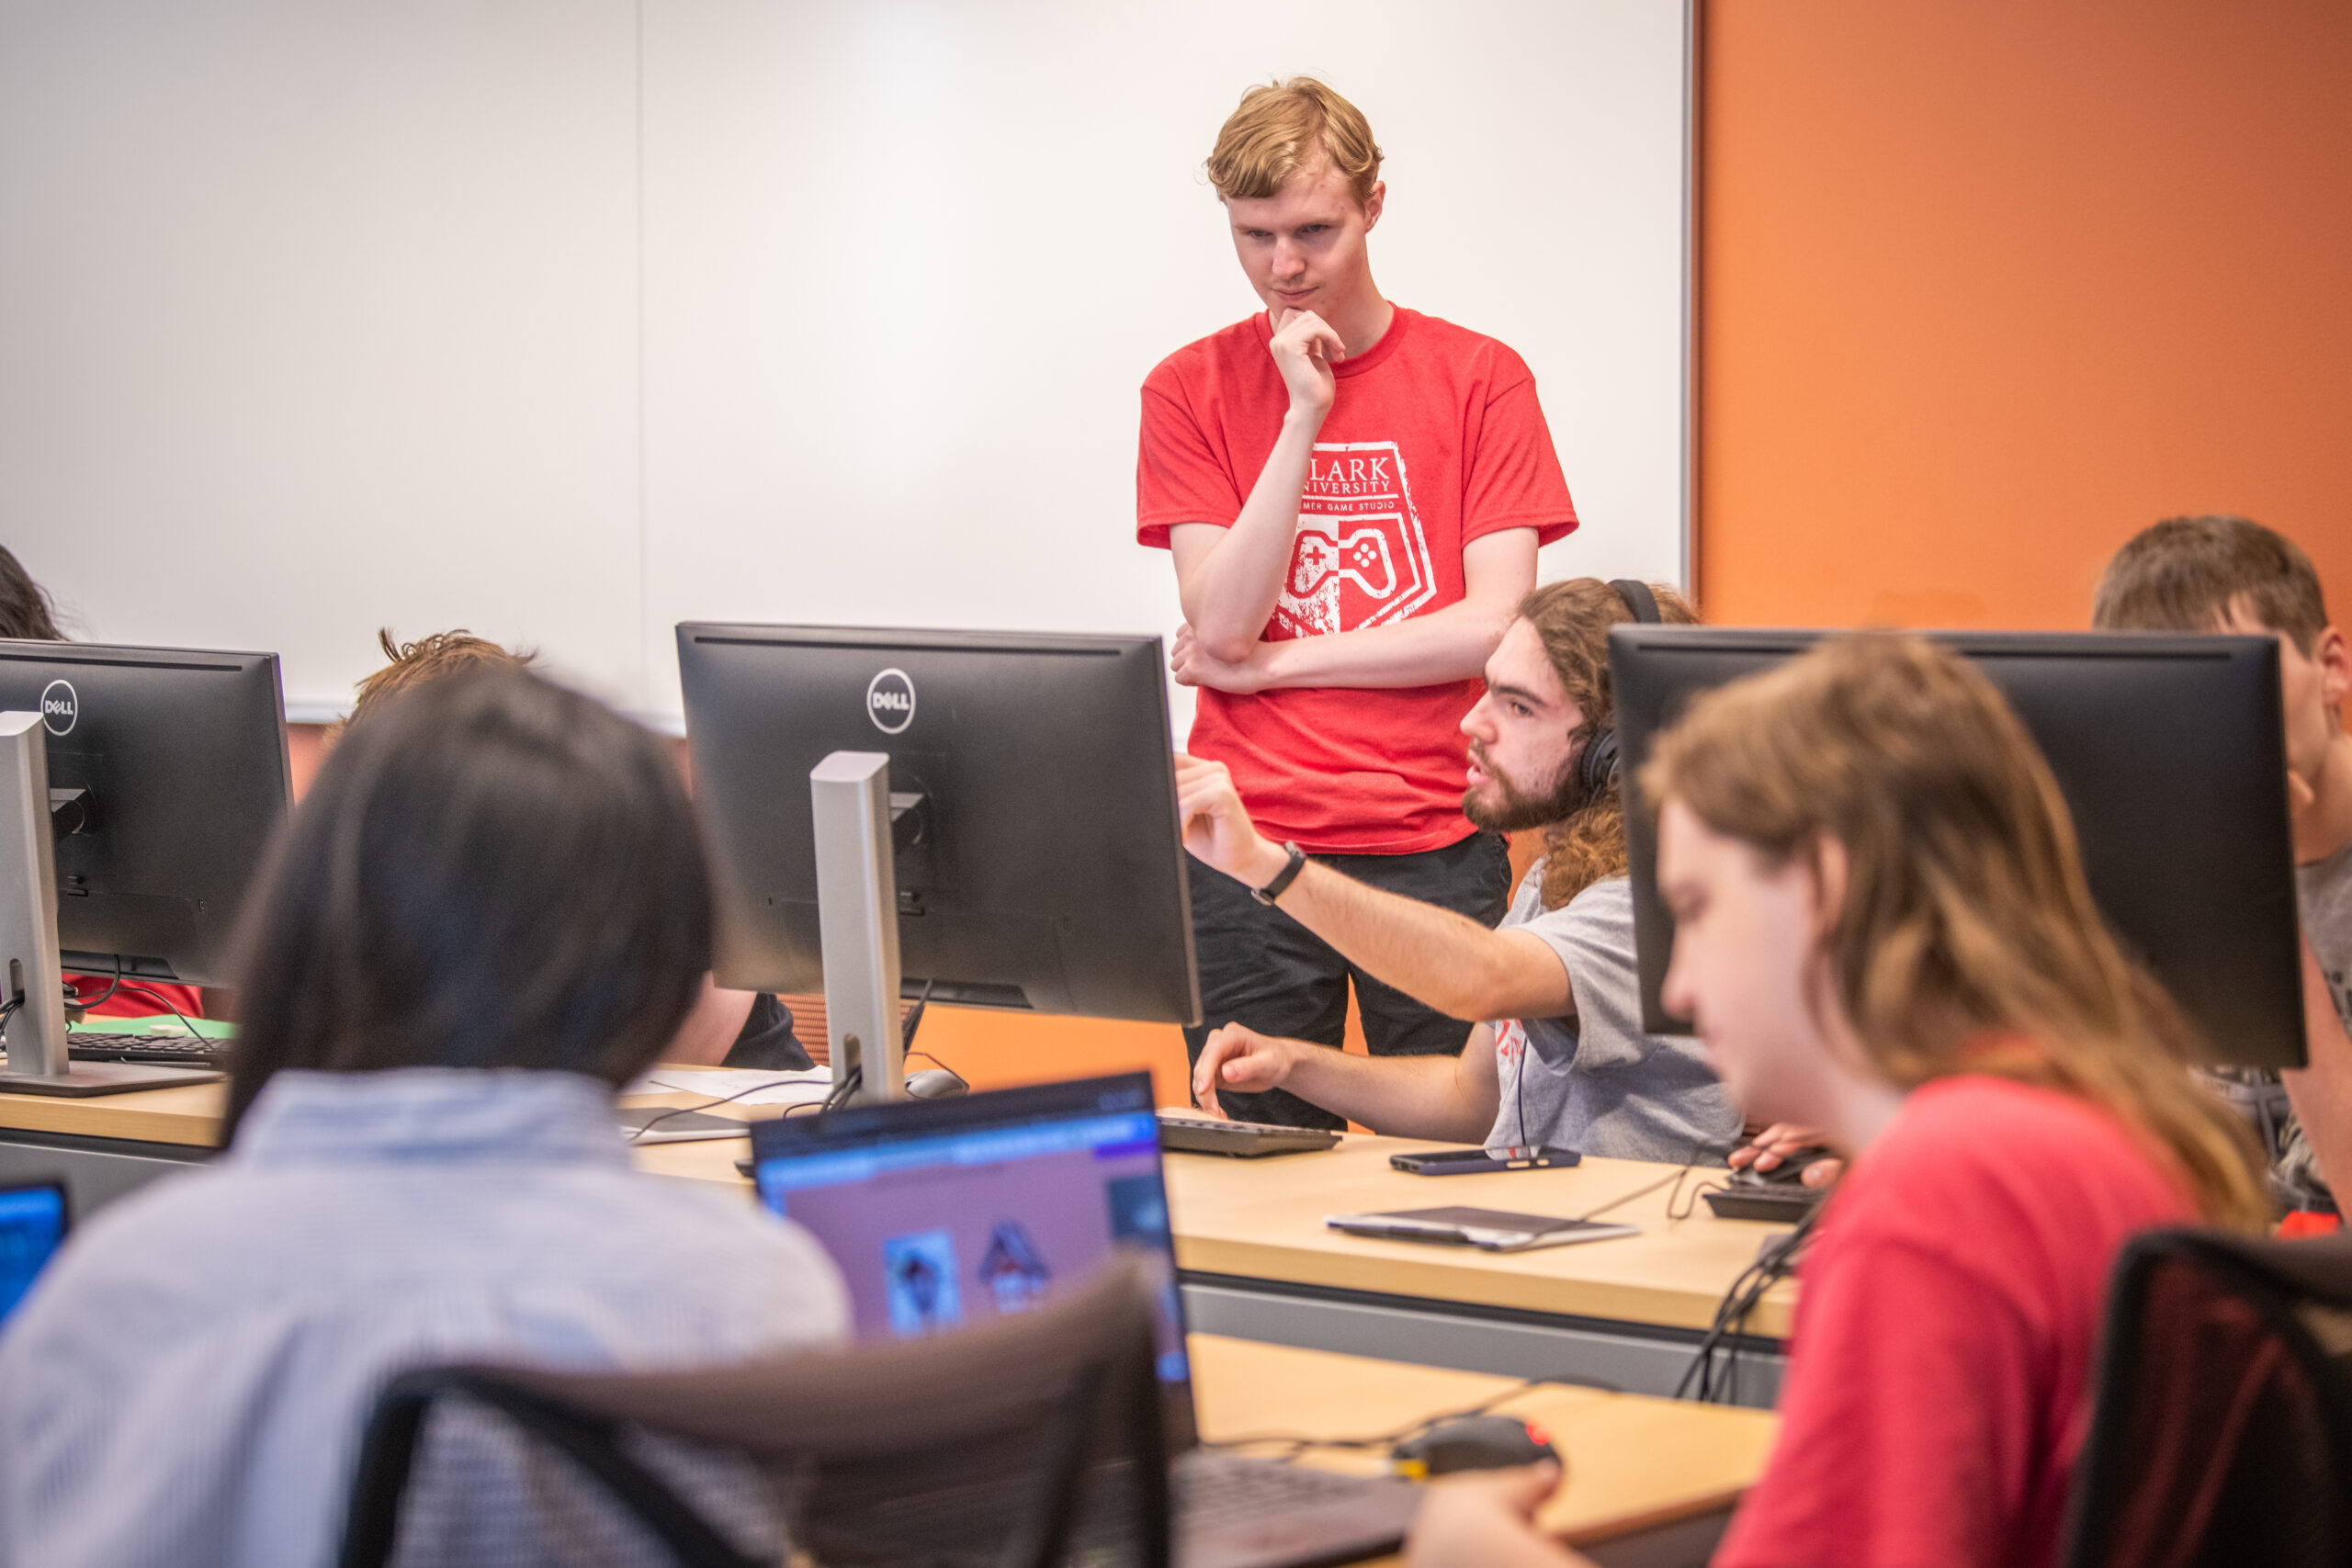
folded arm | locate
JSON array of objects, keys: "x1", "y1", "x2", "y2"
[
  {"x1": 1173, "y1": 528, "x2": 1538, "y2": 693},
  {"x1": 1168, "y1": 310, "x2": 1348, "y2": 659}
]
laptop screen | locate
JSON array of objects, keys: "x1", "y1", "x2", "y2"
[
  {"x1": 748, "y1": 1073, "x2": 1191, "y2": 1401},
  {"x1": 0, "y1": 1181, "x2": 69, "y2": 1325}
]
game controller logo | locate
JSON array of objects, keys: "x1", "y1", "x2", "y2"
[
  {"x1": 865, "y1": 668, "x2": 915, "y2": 735},
  {"x1": 1272, "y1": 441, "x2": 1438, "y2": 640},
  {"x1": 40, "y1": 680, "x2": 76, "y2": 738}
]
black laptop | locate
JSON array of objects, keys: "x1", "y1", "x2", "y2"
[{"x1": 749, "y1": 1074, "x2": 1421, "y2": 1568}]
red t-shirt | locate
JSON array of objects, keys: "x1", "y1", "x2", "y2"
[
  {"x1": 1714, "y1": 1075, "x2": 2196, "y2": 1568},
  {"x1": 65, "y1": 974, "x2": 204, "y2": 1021},
  {"x1": 1136, "y1": 308, "x2": 1577, "y2": 854}
]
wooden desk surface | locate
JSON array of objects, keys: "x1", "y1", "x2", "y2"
[
  {"x1": 0, "y1": 1077, "x2": 229, "y2": 1145},
  {"x1": 630, "y1": 1110, "x2": 1798, "y2": 1339},
  {"x1": 1189, "y1": 1334, "x2": 1778, "y2": 1548},
  {"x1": 0, "y1": 1070, "x2": 1796, "y2": 1337},
  {"x1": 0, "y1": 1071, "x2": 769, "y2": 1150},
  {"x1": 1165, "y1": 1134, "x2": 1797, "y2": 1338}
]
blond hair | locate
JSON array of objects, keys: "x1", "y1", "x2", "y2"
[
  {"x1": 1640, "y1": 632, "x2": 2267, "y2": 1230},
  {"x1": 1520, "y1": 578, "x2": 1699, "y2": 908},
  {"x1": 1206, "y1": 77, "x2": 1383, "y2": 206},
  {"x1": 328, "y1": 628, "x2": 534, "y2": 744},
  {"x1": 2094, "y1": 514, "x2": 2331, "y2": 654}
]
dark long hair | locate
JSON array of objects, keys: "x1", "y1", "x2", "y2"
[
  {"x1": 221, "y1": 666, "x2": 712, "y2": 1140},
  {"x1": 0, "y1": 547, "x2": 64, "y2": 640}
]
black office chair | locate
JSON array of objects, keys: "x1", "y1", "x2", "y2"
[
  {"x1": 338, "y1": 1255, "x2": 1173, "y2": 1568},
  {"x1": 2064, "y1": 1227, "x2": 2352, "y2": 1568}
]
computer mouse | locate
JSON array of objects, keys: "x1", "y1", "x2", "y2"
[
  {"x1": 1391, "y1": 1415, "x2": 1558, "y2": 1477},
  {"x1": 1732, "y1": 1144, "x2": 1835, "y2": 1187},
  {"x1": 903, "y1": 1067, "x2": 970, "y2": 1100}
]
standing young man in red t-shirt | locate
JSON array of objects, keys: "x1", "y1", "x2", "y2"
[{"x1": 1137, "y1": 78, "x2": 1579, "y2": 1126}]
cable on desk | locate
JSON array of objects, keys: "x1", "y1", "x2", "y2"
[
  {"x1": 1675, "y1": 1200, "x2": 1820, "y2": 1405},
  {"x1": 103, "y1": 982, "x2": 211, "y2": 1042},
  {"x1": 49, "y1": 955, "x2": 207, "y2": 1040},
  {"x1": 1566, "y1": 1155, "x2": 1706, "y2": 1225},
  {"x1": 624, "y1": 1074, "x2": 825, "y2": 1145},
  {"x1": 1666, "y1": 1172, "x2": 1727, "y2": 1222},
  {"x1": 65, "y1": 953, "x2": 126, "y2": 1019},
  {"x1": 629, "y1": 981, "x2": 959, "y2": 1142}
]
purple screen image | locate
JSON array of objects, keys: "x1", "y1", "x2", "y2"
[{"x1": 757, "y1": 1110, "x2": 1186, "y2": 1382}]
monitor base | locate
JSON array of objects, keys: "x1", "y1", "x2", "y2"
[{"x1": 0, "y1": 1059, "x2": 224, "y2": 1097}]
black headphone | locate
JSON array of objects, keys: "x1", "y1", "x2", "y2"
[{"x1": 1572, "y1": 580, "x2": 1661, "y2": 804}]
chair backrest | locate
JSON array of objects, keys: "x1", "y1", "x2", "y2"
[
  {"x1": 340, "y1": 1253, "x2": 1173, "y2": 1568},
  {"x1": 2065, "y1": 1228, "x2": 2352, "y2": 1568}
]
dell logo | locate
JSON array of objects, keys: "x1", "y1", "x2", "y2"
[
  {"x1": 40, "y1": 679, "x2": 76, "y2": 737},
  {"x1": 865, "y1": 668, "x2": 915, "y2": 735}
]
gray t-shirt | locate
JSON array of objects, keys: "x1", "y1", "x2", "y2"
[
  {"x1": 1483, "y1": 870, "x2": 1741, "y2": 1166},
  {"x1": 2301, "y1": 837, "x2": 2352, "y2": 1037},
  {"x1": 2279, "y1": 837, "x2": 2352, "y2": 1202}
]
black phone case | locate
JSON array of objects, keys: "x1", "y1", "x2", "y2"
[{"x1": 1390, "y1": 1147, "x2": 1581, "y2": 1176}]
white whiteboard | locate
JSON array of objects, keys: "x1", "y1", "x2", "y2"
[{"x1": 1, "y1": 1, "x2": 1691, "y2": 730}]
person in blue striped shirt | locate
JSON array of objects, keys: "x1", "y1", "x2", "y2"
[{"x1": 0, "y1": 666, "x2": 848, "y2": 1568}]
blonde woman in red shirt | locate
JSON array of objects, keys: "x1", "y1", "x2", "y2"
[{"x1": 1408, "y1": 632, "x2": 2266, "y2": 1568}]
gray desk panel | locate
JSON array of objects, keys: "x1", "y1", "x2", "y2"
[
  {"x1": 1182, "y1": 1273, "x2": 1784, "y2": 1410},
  {"x1": 0, "y1": 1128, "x2": 210, "y2": 1216}
]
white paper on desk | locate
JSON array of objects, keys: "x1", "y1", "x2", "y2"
[{"x1": 623, "y1": 1066, "x2": 834, "y2": 1107}]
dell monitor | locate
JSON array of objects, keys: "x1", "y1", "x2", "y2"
[
  {"x1": 677, "y1": 624, "x2": 1199, "y2": 1101},
  {"x1": 1610, "y1": 627, "x2": 2305, "y2": 1071},
  {"x1": 0, "y1": 639, "x2": 289, "y2": 1094}
]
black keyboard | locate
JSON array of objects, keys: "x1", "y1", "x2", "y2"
[
  {"x1": 820, "y1": 1450, "x2": 1416, "y2": 1568},
  {"x1": 1158, "y1": 1110, "x2": 1340, "y2": 1158},
  {"x1": 65, "y1": 1032, "x2": 232, "y2": 1068},
  {"x1": 1173, "y1": 1450, "x2": 1385, "y2": 1512}
]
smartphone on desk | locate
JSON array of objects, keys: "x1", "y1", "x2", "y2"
[{"x1": 1390, "y1": 1145, "x2": 1581, "y2": 1176}]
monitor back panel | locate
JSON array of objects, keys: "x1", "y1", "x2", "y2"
[
  {"x1": 0, "y1": 640, "x2": 289, "y2": 985},
  {"x1": 1611, "y1": 628, "x2": 2304, "y2": 1070},
  {"x1": 677, "y1": 624, "x2": 1196, "y2": 1022}
]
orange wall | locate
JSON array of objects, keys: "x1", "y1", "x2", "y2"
[{"x1": 1699, "y1": 0, "x2": 2352, "y2": 637}]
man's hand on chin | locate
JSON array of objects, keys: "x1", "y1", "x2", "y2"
[{"x1": 1171, "y1": 623, "x2": 1275, "y2": 694}]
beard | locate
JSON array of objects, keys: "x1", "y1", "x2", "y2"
[{"x1": 1463, "y1": 741, "x2": 1584, "y2": 832}]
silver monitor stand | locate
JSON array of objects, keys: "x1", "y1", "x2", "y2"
[
  {"x1": 0, "y1": 712, "x2": 222, "y2": 1096},
  {"x1": 810, "y1": 750, "x2": 906, "y2": 1106}
]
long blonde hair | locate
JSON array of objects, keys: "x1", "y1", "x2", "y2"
[
  {"x1": 1640, "y1": 632, "x2": 2267, "y2": 1230},
  {"x1": 1521, "y1": 578, "x2": 1699, "y2": 908}
]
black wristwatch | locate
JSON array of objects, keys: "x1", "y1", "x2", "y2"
[{"x1": 1250, "y1": 841, "x2": 1308, "y2": 907}]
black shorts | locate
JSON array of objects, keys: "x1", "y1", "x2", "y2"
[{"x1": 1183, "y1": 831, "x2": 1512, "y2": 1130}]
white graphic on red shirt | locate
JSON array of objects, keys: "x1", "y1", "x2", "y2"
[{"x1": 1270, "y1": 441, "x2": 1438, "y2": 641}]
